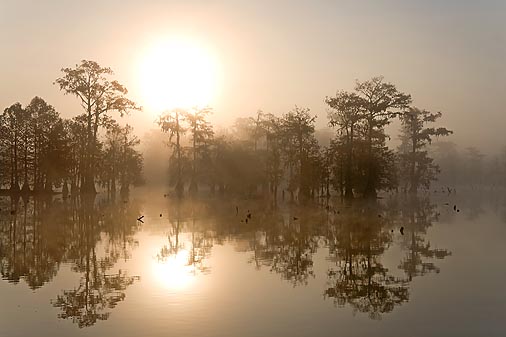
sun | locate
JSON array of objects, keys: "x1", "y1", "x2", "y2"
[{"x1": 139, "y1": 37, "x2": 220, "y2": 112}]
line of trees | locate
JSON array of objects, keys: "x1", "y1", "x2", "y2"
[
  {"x1": 159, "y1": 106, "x2": 328, "y2": 201},
  {"x1": 159, "y1": 76, "x2": 452, "y2": 200},
  {"x1": 0, "y1": 60, "x2": 143, "y2": 196},
  {"x1": 1, "y1": 64, "x2": 452, "y2": 199}
]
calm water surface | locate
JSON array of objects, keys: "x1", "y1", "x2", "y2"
[{"x1": 1, "y1": 189, "x2": 505, "y2": 337}]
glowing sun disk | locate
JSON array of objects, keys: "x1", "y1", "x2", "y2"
[{"x1": 139, "y1": 38, "x2": 219, "y2": 112}]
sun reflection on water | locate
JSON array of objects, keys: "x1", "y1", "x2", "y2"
[{"x1": 152, "y1": 249, "x2": 194, "y2": 290}]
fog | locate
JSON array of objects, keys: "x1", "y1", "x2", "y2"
[
  {"x1": 1, "y1": 0, "x2": 505, "y2": 153},
  {"x1": 1, "y1": 2, "x2": 506, "y2": 336}
]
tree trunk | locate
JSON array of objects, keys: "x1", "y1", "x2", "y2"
[
  {"x1": 344, "y1": 125, "x2": 354, "y2": 199},
  {"x1": 175, "y1": 112, "x2": 183, "y2": 198},
  {"x1": 62, "y1": 181, "x2": 69, "y2": 198},
  {"x1": 409, "y1": 136, "x2": 417, "y2": 194},
  {"x1": 364, "y1": 120, "x2": 377, "y2": 198},
  {"x1": 22, "y1": 134, "x2": 29, "y2": 193},
  {"x1": 111, "y1": 179, "x2": 117, "y2": 197},
  {"x1": 12, "y1": 128, "x2": 20, "y2": 193}
]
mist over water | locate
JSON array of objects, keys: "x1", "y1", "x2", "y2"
[
  {"x1": 1, "y1": 188, "x2": 505, "y2": 337},
  {"x1": 2, "y1": 1, "x2": 506, "y2": 336}
]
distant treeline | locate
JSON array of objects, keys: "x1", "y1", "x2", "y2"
[
  {"x1": 430, "y1": 141, "x2": 506, "y2": 189},
  {"x1": 0, "y1": 60, "x2": 143, "y2": 195},
  {"x1": 158, "y1": 76, "x2": 452, "y2": 200}
]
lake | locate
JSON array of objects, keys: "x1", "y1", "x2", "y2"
[{"x1": 1, "y1": 188, "x2": 505, "y2": 337}]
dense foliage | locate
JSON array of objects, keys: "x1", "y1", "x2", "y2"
[
  {"x1": 158, "y1": 76, "x2": 453, "y2": 199},
  {"x1": 0, "y1": 61, "x2": 143, "y2": 195},
  {"x1": 1, "y1": 60, "x2": 461, "y2": 199}
]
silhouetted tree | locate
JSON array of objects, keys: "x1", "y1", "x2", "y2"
[
  {"x1": 183, "y1": 107, "x2": 214, "y2": 195},
  {"x1": 25, "y1": 97, "x2": 65, "y2": 193},
  {"x1": 55, "y1": 60, "x2": 139, "y2": 193},
  {"x1": 158, "y1": 108, "x2": 187, "y2": 197},
  {"x1": 355, "y1": 76, "x2": 411, "y2": 197},
  {"x1": 326, "y1": 91, "x2": 365, "y2": 198},
  {"x1": 0, "y1": 103, "x2": 25, "y2": 192},
  {"x1": 281, "y1": 106, "x2": 317, "y2": 202},
  {"x1": 398, "y1": 108, "x2": 452, "y2": 193},
  {"x1": 264, "y1": 114, "x2": 284, "y2": 200},
  {"x1": 250, "y1": 109, "x2": 267, "y2": 152},
  {"x1": 100, "y1": 124, "x2": 143, "y2": 197},
  {"x1": 64, "y1": 116, "x2": 88, "y2": 195},
  {"x1": 0, "y1": 98, "x2": 68, "y2": 194}
]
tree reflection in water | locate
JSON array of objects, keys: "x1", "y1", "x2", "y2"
[
  {"x1": 0, "y1": 194, "x2": 452, "y2": 323},
  {"x1": 395, "y1": 197, "x2": 452, "y2": 281},
  {"x1": 52, "y1": 270, "x2": 139, "y2": 328},
  {"x1": 323, "y1": 197, "x2": 451, "y2": 319},
  {"x1": 0, "y1": 194, "x2": 141, "y2": 327},
  {"x1": 0, "y1": 196, "x2": 65, "y2": 288},
  {"x1": 244, "y1": 206, "x2": 325, "y2": 286},
  {"x1": 157, "y1": 201, "x2": 213, "y2": 277},
  {"x1": 324, "y1": 201, "x2": 409, "y2": 319},
  {"x1": 155, "y1": 196, "x2": 450, "y2": 319}
]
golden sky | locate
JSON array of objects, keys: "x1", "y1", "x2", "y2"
[{"x1": 1, "y1": 0, "x2": 505, "y2": 151}]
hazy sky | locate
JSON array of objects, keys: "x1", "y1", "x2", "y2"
[{"x1": 1, "y1": 0, "x2": 505, "y2": 152}]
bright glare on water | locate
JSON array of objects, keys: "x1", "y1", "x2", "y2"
[{"x1": 1, "y1": 188, "x2": 505, "y2": 337}]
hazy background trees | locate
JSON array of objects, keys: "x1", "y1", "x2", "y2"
[{"x1": 430, "y1": 141, "x2": 506, "y2": 190}]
